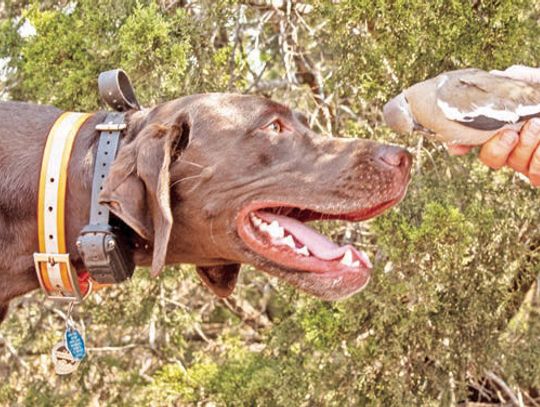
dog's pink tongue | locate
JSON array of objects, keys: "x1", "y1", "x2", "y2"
[{"x1": 257, "y1": 211, "x2": 355, "y2": 261}]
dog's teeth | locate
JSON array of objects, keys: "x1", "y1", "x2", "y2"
[
  {"x1": 280, "y1": 235, "x2": 295, "y2": 249},
  {"x1": 351, "y1": 260, "x2": 360, "y2": 267},
  {"x1": 250, "y1": 214, "x2": 262, "y2": 227},
  {"x1": 259, "y1": 221, "x2": 269, "y2": 232},
  {"x1": 267, "y1": 220, "x2": 284, "y2": 239},
  {"x1": 297, "y1": 245, "x2": 309, "y2": 256},
  {"x1": 358, "y1": 251, "x2": 372, "y2": 268},
  {"x1": 340, "y1": 249, "x2": 354, "y2": 267}
]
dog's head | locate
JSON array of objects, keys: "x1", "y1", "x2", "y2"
[{"x1": 100, "y1": 94, "x2": 411, "y2": 300}]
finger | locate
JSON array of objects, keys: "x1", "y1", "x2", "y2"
[
  {"x1": 447, "y1": 144, "x2": 473, "y2": 156},
  {"x1": 507, "y1": 119, "x2": 540, "y2": 173},
  {"x1": 528, "y1": 146, "x2": 540, "y2": 187},
  {"x1": 478, "y1": 130, "x2": 519, "y2": 169},
  {"x1": 490, "y1": 65, "x2": 540, "y2": 84}
]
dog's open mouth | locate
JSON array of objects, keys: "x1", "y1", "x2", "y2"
[{"x1": 237, "y1": 200, "x2": 399, "y2": 282}]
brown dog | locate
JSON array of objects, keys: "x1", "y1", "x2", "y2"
[{"x1": 0, "y1": 94, "x2": 411, "y2": 322}]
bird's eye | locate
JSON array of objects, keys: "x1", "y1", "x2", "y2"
[{"x1": 263, "y1": 120, "x2": 282, "y2": 133}]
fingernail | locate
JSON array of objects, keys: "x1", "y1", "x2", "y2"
[
  {"x1": 529, "y1": 118, "x2": 540, "y2": 133},
  {"x1": 522, "y1": 120, "x2": 540, "y2": 146},
  {"x1": 500, "y1": 132, "x2": 517, "y2": 147}
]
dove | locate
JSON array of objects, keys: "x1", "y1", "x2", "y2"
[{"x1": 383, "y1": 68, "x2": 540, "y2": 145}]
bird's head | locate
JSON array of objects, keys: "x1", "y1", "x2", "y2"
[{"x1": 383, "y1": 92, "x2": 415, "y2": 135}]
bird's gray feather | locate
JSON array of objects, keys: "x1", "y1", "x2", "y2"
[{"x1": 436, "y1": 69, "x2": 540, "y2": 130}]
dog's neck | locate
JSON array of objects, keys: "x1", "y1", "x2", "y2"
[{"x1": 0, "y1": 106, "x2": 153, "y2": 309}]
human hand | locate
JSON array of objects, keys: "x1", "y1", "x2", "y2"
[{"x1": 447, "y1": 119, "x2": 540, "y2": 187}]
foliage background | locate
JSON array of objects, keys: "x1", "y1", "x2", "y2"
[{"x1": 1, "y1": 0, "x2": 540, "y2": 405}]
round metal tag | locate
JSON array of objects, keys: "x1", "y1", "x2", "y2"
[{"x1": 51, "y1": 342, "x2": 80, "y2": 375}]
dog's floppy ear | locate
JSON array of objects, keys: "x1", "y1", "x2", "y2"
[
  {"x1": 196, "y1": 264, "x2": 240, "y2": 298},
  {"x1": 100, "y1": 112, "x2": 191, "y2": 277}
]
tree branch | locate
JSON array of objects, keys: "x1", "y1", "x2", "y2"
[{"x1": 240, "y1": 0, "x2": 313, "y2": 14}]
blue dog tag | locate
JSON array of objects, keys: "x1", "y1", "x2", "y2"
[{"x1": 65, "y1": 328, "x2": 86, "y2": 361}]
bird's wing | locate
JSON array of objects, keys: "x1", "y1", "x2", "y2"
[{"x1": 436, "y1": 69, "x2": 540, "y2": 130}]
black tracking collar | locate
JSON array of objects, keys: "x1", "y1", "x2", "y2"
[{"x1": 75, "y1": 70, "x2": 140, "y2": 284}]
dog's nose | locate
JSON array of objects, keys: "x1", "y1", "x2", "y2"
[{"x1": 377, "y1": 145, "x2": 412, "y2": 173}]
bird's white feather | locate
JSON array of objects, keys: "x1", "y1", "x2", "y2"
[
  {"x1": 436, "y1": 75, "x2": 448, "y2": 89},
  {"x1": 435, "y1": 99, "x2": 539, "y2": 123}
]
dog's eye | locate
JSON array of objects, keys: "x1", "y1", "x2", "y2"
[{"x1": 263, "y1": 120, "x2": 282, "y2": 134}]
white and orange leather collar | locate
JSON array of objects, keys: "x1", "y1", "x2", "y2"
[{"x1": 33, "y1": 112, "x2": 93, "y2": 302}]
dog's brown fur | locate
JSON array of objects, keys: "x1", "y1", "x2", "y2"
[{"x1": 0, "y1": 94, "x2": 411, "y2": 322}]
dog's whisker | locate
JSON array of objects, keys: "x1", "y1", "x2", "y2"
[
  {"x1": 209, "y1": 218, "x2": 219, "y2": 249},
  {"x1": 177, "y1": 159, "x2": 204, "y2": 168},
  {"x1": 171, "y1": 174, "x2": 203, "y2": 188}
]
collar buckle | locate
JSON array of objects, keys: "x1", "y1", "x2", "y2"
[
  {"x1": 95, "y1": 123, "x2": 127, "y2": 132},
  {"x1": 33, "y1": 253, "x2": 84, "y2": 302}
]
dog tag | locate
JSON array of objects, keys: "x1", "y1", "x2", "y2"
[
  {"x1": 65, "y1": 327, "x2": 86, "y2": 361},
  {"x1": 51, "y1": 342, "x2": 80, "y2": 375}
]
